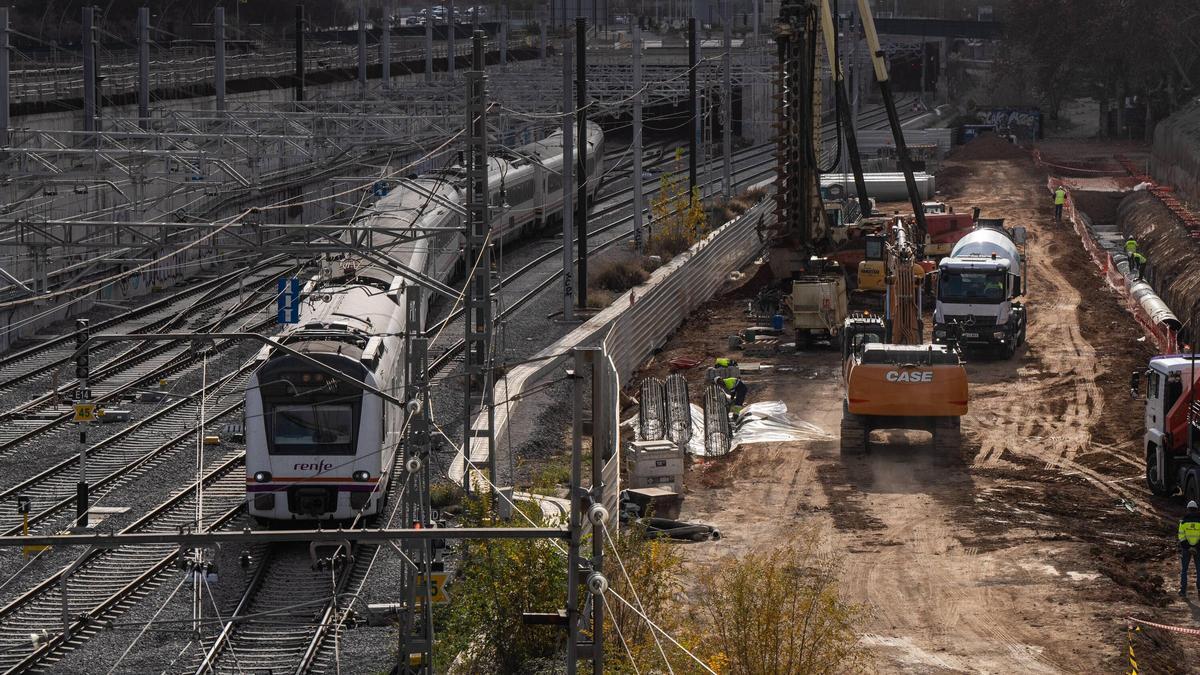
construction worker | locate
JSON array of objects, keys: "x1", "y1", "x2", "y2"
[
  {"x1": 1053, "y1": 186, "x2": 1067, "y2": 223},
  {"x1": 1180, "y1": 501, "x2": 1200, "y2": 597},
  {"x1": 1125, "y1": 237, "x2": 1138, "y2": 256},
  {"x1": 1131, "y1": 251, "x2": 1147, "y2": 281},
  {"x1": 715, "y1": 357, "x2": 737, "y2": 368},
  {"x1": 721, "y1": 376, "x2": 748, "y2": 409}
]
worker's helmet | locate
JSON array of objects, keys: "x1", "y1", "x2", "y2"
[{"x1": 1189, "y1": 500, "x2": 1198, "y2": 510}]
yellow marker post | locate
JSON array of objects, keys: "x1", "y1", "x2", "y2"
[
  {"x1": 414, "y1": 572, "x2": 450, "y2": 605},
  {"x1": 17, "y1": 497, "x2": 46, "y2": 558}
]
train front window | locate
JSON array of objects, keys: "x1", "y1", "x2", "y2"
[{"x1": 268, "y1": 403, "x2": 356, "y2": 455}]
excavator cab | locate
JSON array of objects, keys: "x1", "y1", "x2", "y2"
[{"x1": 842, "y1": 314, "x2": 887, "y2": 362}]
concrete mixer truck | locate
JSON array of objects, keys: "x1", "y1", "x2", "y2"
[{"x1": 932, "y1": 218, "x2": 1028, "y2": 358}]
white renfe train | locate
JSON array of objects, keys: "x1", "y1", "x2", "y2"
[{"x1": 244, "y1": 123, "x2": 605, "y2": 523}]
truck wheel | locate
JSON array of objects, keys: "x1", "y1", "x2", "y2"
[
  {"x1": 1146, "y1": 445, "x2": 1171, "y2": 497},
  {"x1": 1187, "y1": 472, "x2": 1200, "y2": 505},
  {"x1": 840, "y1": 410, "x2": 868, "y2": 455}
]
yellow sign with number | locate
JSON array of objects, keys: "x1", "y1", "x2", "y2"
[
  {"x1": 73, "y1": 403, "x2": 97, "y2": 423},
  {"x1": 415, "y1": 572, "x2": 450, "y2": 605}
]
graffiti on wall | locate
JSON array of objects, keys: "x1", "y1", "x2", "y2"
[{"x1": 975, "y1": 108, "x2": 1042, "y2": 140}]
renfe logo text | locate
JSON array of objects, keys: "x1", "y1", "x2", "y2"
[{"x1": 294, "y1": 461, "x2": 334, "y2": 472}]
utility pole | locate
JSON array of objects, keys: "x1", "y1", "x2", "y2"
[
  {"x1": 358, "y1": 0, "x2": 368, "y2": 95},
  {"x1": 295, "y1": 4, "x2": 305, "y2": 102},
  {"x1": 137, "y1": 7, "x2": 149, "y2": 130},
  {"x1": 562, "y1": 35, "x2": 575, "y2": 321},
  {"x1": 74, "y1": 319, "x2": 90, "y2": 528},
  {"x1": 82, "y1": 7, "x2": 95, "y2": 134},
  {"x1": 632, "y1": 23, "x2": 644, "y2": 252},
  {"x1": 575, "y1": 18, "x2": 588, "y2": 310},
  {"x1": 214, "y1": 7, "x2": 226, "y2": 114},
  {"x1": 688, "y1": 17, "x2": 698, "y2": 194},
  {"x1": 463, "y1": 31, "x2": 495, "y2": 493},
  {"x1": 722, "y1": 0, "x2": 732, "y2": 199}
]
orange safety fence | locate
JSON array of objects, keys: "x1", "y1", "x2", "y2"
[{"x1": 1049, "y1": 177, "x2": 1180, "y2": 354}]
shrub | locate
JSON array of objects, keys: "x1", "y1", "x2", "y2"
[
  {"x1": 647, "y1": 150, "x2": 710, "y2": 260},
  {"x1": 696, "y1": 539, "x2": 868, "y2": 674},
  {"x1": 591, "y1": 259, "x2": 649, "y2": 294}
]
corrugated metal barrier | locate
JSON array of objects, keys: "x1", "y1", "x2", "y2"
[{"x1": 452, "y1": 197, "x2": 775, "y2": 525}]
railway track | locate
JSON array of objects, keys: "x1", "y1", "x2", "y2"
[
  {"x1": 0, "y1": 99, "x2": 929, "y2": 673},
  {"x1": 0, "y1": 454, "x2": 247, "y2": 674},
  {"x1": 0, "y1": 365, "x2": 254, "y2": 537},
  {"x1": 0, "y1": 271, "x2": 289, "y2": 458},
  {"x1": 0, "y1": 259, "x2": 286, "y2": 402}
]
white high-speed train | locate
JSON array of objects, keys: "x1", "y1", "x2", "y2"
[{"x1": 244, "y1": 124, "x2": 605, "y2": 523}]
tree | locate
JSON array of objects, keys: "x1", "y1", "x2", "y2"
[{"x1": 696, "y1": 540, "x2": 868, "y2": 674}]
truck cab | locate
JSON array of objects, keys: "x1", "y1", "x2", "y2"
[
  {"x1": 1135, "y1": 355, "x2": 1200, "y2": 497},
  {"x1": 933, "y1": 223, "x2": 1027, "y2": 357}
]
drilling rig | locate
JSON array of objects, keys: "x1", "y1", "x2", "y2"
[{"x1": 770, "y1": 0, "x2": 932, "y2": 273}]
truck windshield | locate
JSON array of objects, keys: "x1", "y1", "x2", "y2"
[
  {"x1": 939, "y1": 271, "x2": 1006, "y2": 303},
  {"x1": 267, "y1": 403, "x2": 356, "y2": 455}
]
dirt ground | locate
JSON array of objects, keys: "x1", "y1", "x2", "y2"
[{"x1": 634, "y1": 150, "x2": 1199, "y2": 673}]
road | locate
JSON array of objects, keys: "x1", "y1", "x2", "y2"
[{"x1": 641, "y1": 149, "x2": 1192, "y2": 673}]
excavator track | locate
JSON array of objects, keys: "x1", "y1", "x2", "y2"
[
  {"x1": 840, "y1": 407, "x2": 868, "y2": 454},
  {"x1": 933, "y1": 416, "x2": 962, "y2": 456}
]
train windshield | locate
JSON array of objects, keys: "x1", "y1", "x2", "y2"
[
  {"x1": 939, "y1": 271, "x2": 1006, "y2": 303},
  {"x1": 268, "y1": 403, "x2": 356, "y2": 455}
]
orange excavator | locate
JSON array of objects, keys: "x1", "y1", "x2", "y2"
[{"x1": 840, "y1": 218, "x2": 968, "y2": 454}]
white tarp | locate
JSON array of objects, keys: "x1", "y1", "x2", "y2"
[{"x1": 625, "y1": 401, "x2": 832, "y2": 457}]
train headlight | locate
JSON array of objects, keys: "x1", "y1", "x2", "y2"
[
  {"x1": 253, "y1": 471, "x2": 272, "y2": 483},
  {"x1": 352, "y1": 470, "x2": 371, "y2": 482}
]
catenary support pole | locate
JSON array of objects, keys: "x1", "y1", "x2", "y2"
[
  {"x1": 426, "y1": 0, "x2": 434, "y2": 82},
  {"x1": 358, "y1": 0, "x2": 368, "y2": 94},
  {"x1": 722, "y1": 0, "x2": 732, "y2": 199},
  {"x1": 566, "y1": 349, "x2": 583, "y2": 675},
  {"x1": 74, "y1": 319, "x2": 89, "y2": 527},
  {"x1": 562, "y1": 35, "x2": 575, "y2": 321},
  {"x1": 381, "y1": 3, "x2": 391, "y2": 89},
  {"x1": 137, "y1": 7, "x2": 149, "y2": 130},
  {"x1": 0, "y1": 7, "x2": 8, "y2": 145},
  {"x1": 575, "y1": 18, "x2": 588, "y2": 310},
  {"x1": 463, "y1": 31, "x2": 494, "y2": 493},
  {"x1": 82, "y1": 7, "x2": 95, "y2": 134},
  {"x1": 295, "y1": 4, "x2": 305, "y2": 101},
  {"x1": 587, "y1": 347, "x2": 605, "y2": 675},
  {"x1": 447, "y1": 0, "x2": 456, "y2": 77},
  {"x1": 632, "y1": 23, "x2": 644, "y2": 252},
  {"x1": 500, "y1": 9, "x2": 508, "y2": 67},
  {"x1": 214, "y1": 7, "x2": 226, "y2": 114},
  {"x1": 688, "y1": 17, "x2": 698, "y2": 193},
  {"x1": 540, "y1": 14, "x2": 547, "y2": 64}
]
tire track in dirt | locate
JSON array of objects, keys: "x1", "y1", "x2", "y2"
[{"x1": 964, "y1": 162, "x2": 1104, "y2": 477}]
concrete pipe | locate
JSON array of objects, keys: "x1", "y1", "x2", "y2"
[{"x1": 1129, "y1": 280, "x2": 1182, "y2": 331}]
